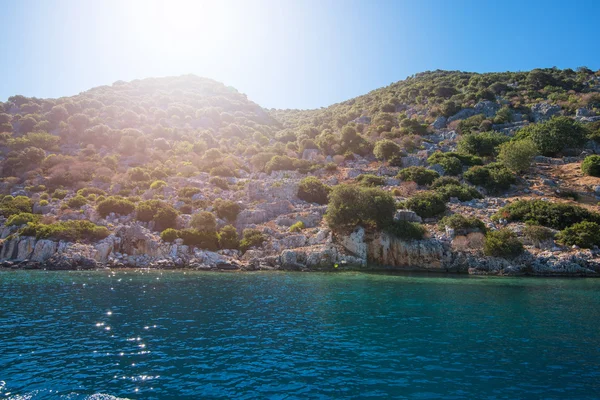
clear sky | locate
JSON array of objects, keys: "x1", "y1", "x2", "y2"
[{"x1": 1, "y1": 0, "x2": 599, "y2": 109}]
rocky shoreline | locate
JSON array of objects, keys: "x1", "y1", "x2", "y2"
[{"x1": 1, "y1": 223, "x2": 598, "y2": 277}]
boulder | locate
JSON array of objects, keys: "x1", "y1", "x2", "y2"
[
  {"x1": 31, "y1": 239, "x2": 58, "y2": 262},
  {"x1": 393, "y1": 210, "x2": 422, "y2": 223},
  {"x1": 432, "y1": 116, "x2": 447, "y2": 130},
  {"x1": 531, "y1": 102, "x2": 561, "y2": 122}
]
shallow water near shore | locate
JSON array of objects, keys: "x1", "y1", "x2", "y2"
[{"x1": 1, "y1": 270, "x2": 600, "y2": 399}]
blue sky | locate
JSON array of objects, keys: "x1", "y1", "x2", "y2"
[{"x1": 1, "y1": 0, "x2": 599, "y2": 109}]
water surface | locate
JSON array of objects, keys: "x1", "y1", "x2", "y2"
[{"x1": 1, "y1": 270, "x2": 599, "y2": 399}]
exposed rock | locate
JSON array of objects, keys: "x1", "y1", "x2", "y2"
[
  {"x1": 337, "y1": 227, "x2": 367, "y2": 265},
  {"x1": 393, "y1": 210, "x2": 422, "y2": 223},
  {"x1": 531, "y1": 102, "x2": 561, "y2": 122},
  {"x1": 31, "y1": 240, "x2": 58, "y2": 262},
  {"x1": 432, "y1": 116, "x2": 447, "y2": 129},
  {"x1": 301, "y1": 149, "x2": 321, "y2": 161}
]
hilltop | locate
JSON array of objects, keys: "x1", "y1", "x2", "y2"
[{"x1": 1, "y1": 68, "x2": 600, "y2": 275}]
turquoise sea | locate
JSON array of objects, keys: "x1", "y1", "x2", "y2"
[{"x1": 1, "y1": 270, "x2": 599, "y2": 399}]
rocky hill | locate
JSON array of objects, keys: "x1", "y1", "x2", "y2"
[{"x1": 1, "y1": 68, "x2": 600, "y2": 275}]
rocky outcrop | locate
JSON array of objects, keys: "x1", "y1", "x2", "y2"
[{"x1": 531, "y1": 102, "x2": 561, "y2": 122}]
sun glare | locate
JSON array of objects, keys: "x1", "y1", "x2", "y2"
[{"x1": 125, "y1": 0, "x2": 239, "y2": 61}]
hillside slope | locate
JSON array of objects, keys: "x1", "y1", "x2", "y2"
[{"x1": 1, "y1": 68, "x2": 600, "y2": 275}]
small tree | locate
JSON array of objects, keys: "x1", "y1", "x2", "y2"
[
  {"x1": 484, "y1": 229, "x2": 524, "y2": 258},
  {"x1": 497, "y1": 139, "x2": 538, "y2": 173},
  {"x1": 373, "y1": 139, "x2": 401, "y2": 161},
  {"x1": 581, "y1": 155, "x2": 600, "y2": 177},
  {"x1": 191, "y1": 211, "x2": 217, "y2": 233},
  {"x1": 297, "y1": 177, "x2": 331, "y2": 205},
  {"x1": 516, "y1": 117, "x2": 587, "y2": 156}
]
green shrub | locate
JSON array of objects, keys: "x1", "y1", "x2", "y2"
[
  {"x1": 265, "y1": 155, "x2": 313, "y2": 174},
  {"x1": 434, "y1": 182, "x2": 483, "y2": 201},
  {"x1": 128, "y1": 167, "x2": 151, "y2": 182},
  {"x1": 581, "y1": 155, "x2": 600, "y2": 177},
  {"x1": 497, "y1": 139, "x2": 538, "y2": 173},
  {"x1": 67, "y1": 195, "x2": 87, "y2": 209},
  {"x1": 160, "y1": 228, "x2": 179, "y2": 242},
  {"x1": 178, "y1": 228, "x2": 219, "y2": 250},
  {"x1": 438, "y1": 214, "x2": 486, "y2": 235},
  {"x1": 430, "y1": 176, "x2": 461, "y2": 189},
  {"x1": 427, "y1": 153, "x2": 462, "y2": 175},
  {"x1": 136, "y1": 200, "x2": 179, "y2": 231},
  {"x1": 240, "y1": 228, "x2": 266, "y2": 252},
  {"x1": 178, "y1": 186, "x2": 201, "y2": 198},
  {"x1": 297, "y1": 177, "x2": 331, "y2": 205},
  {"x1": 289, "y1": 221, "x2": 305, "y2": 233},
  {"x1": 523, "y1": 225, "x2": 555, "y2": 245},
  {"x1": 356, "y1": 174, "x2": 386, "y2": 187},
  {"x1": 484, "y1": 229, "x2": 524, "y2": 258},
  {"x1": 150, "y1": 180, "x2": 167, "y2": 190},
  {"x1": 209, "y1": 176, "x2": 229, "y2": 190},
  {"x1": 97, "y1": 197, "x2": 136, "y2": 217},
  {"x1": 397, "y1": 167, "x2": 439, "y2": 186},
  {"x1": 556, "y1": 221, "x2": 600, "y2": 248},
  {"x1": 213, "y1": 198, "x2": 241, "y2": 222},
  {"x1": 218, "y1": 225, "x2": 239, "y2": 250},
  {"x1": 190, "y1": 211, "x2": 217, "y2": 233},
  {"x1": 464, "y1": 163, "x2": 515, "y2": 193},
  {"x1": 210, "y1": 165, "x2": 236, "y2": 177},
  {"x1": 515, "y1": 116, "x2": 587, "y2": 156},
  {"x1": 21, "y1": 220, "x2": 109, "y2": 242},
  {"x1": 52, "y1": 189, "x2": 68, "y2": 200},
  {"x1": 39, "y1": 193, "x2": 49, "y2": 200},
  {"x1": 457, "y1": 131, "x2": 510, "y2": 156},
  {"x1": 0, "y1": 196, "x2": 33, "y2": 217},
  {"x1": 384, "y1": 220, "x2": 426, "y2": 240},
  {"x1": 325, "y1": 184, "x2": 396, "y2": 230},
  {"x1": 404, "y1": 191, "x2": 446, "y2": 218},
  {"x1": 39, "y1": 200, "x2": 49, "y2": 206},
  {"x1": 457, "y1": 114, "x2": 485, "y2": 134},
  {"x1": 373, "y1": 139, "x2": 401, "y2": 161},
  {"x1": 493, "y1": 200, "x2": 600, "y2": 230},
  {"x1": 77, "y1": 187, "x2": 106, "y2": 197},
  {"x1": 6, "y1": 212, "x2": 40, "y2": 226}
]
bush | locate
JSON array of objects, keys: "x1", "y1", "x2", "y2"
[
  {"x1": 178, "y1": 186, "x2": 201, "y2": 198},
  {"x1": 178, "y1": 228, "x2": 219, "y2": 250},
  {"x1": 516, "y1": 116, "x2": 587, "y2": 156},
  {"x1": 494, "y1": 199, "x2": 600, "y2": 230},
  {"x1": 77, "y1": 187, "x2": 106, "y2": 197},
  {"x1": 213, "y1": 198, "x2": 241, "y2": 222},
  {"x1": 325, "y1": 184, "x2": 396, "y2": 230},
  {"x1": 190, "y1": 211, "x2": 217, "y2": 232},
  {"x1": 497, "y1": 139, "x2": 538, "y2": 173},
  {"x1": 297, "y1": 177, "x2": 331, "y2": 205},
  {"x1": 464, "y1": 163, "x2": 515, "y2": 193},
  {"x1": 384, "y1": 220, "x2": 426, "y2": 240},
  {"x1": 6, "y1": 212, "x2": 40, "y2": 226},
  {"x1": 136, "y1": 200, "x2": 179, "y2": 231},
  {"x1": 484, "y1": 229, "x2": 524, "y2": 258},
  {"x1": 581, "y1": 155, "x2": 600, "y2": 177},
  {"x1": 160, "y1": 228, "x2": 179, "y2": 242},
  {"x1": 523, "y1": 225, "x2": 555, "y2": 246},
  {"x1": 240, "y1": 228, "x2": 266, "y2": 252},
  {"x1": 404, "y1": 191, "x2": 446, "y2": 218},
  {"x1": 430, "y1": 176, "x2": 461, "y2": 189},
  {"x1": 210, "y1": 165, "x2": 236, "y2": 177},
  {"x1": 128, "y1": 167, "x2": 151, "y2": 182},
  {"x1": 265, "y1": 155, "x2": 313, "y2": 174},
  {"x1": 150, "y1": 180, "x2": 167, "y2": 190},
  {"x1": 52, "y1": 189, "x2": 68, "y2": 199},
  {"x1": 218, "y1": 225, "x2": 239, "y2": 249},
  {"x1": 21, "y1": 220, "x2": 109, "y2": 242},
  {"x1": 438, "y1": 214, "x2": 486, "y2": 235},
  {"x1": 427, "y1": 152, "x2": 481, "y2": 176},
  {"x1": 289, "y1": 221, "x2": 305, "y2": 233},
  {"x1": 356, "y1": 174, "x2": 386, "y2": 187},
  {"x1": 209, "y1": 177, "x2": 228, "y2": 190},
  {"x1": 0, "y1": 196, "x2": 33, "y2": 217},
  {"x1": 67, "y1": 195, "x2": 87, "y2": 209},
  {"x1": 433, "y1": 182, "x2": 482, "y2": 201},
  {"x1": 39, "y1": 200, "x2": 49, "y2": 206},
  {"x1": 373, "y1": 139, "x2": 401, "y2": 161},
  {"x1": 97, "y1": 197, "x2": 136, "y2": 217},
  {"x1": 397, "y1": 167, "x2": 439, "y2": 186},
  {"x1": 556, "y1": 221, "x2": 600, "y2": 248},
  {"x1": 457, "y1": 131, "x2": 510, "y2": 156}
]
